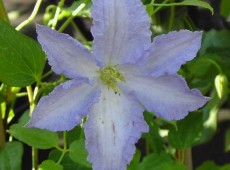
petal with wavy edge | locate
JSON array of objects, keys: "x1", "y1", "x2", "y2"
[
  {"x1": 91, "y1": 0, "x2": 151, "y2": 66},
  {"x1": 122, "y1": 75, "x2": 209, "y2": 120},
  {"x1": 26, "y1": 80, "x2": 100, "y2": 131},
  {"x1": 141, "y1": 30, "x2": 202, "y2": 76},
  {"x1": 36, "y1": 25, "x2": 98, "y2": 79},
  {"x1": 84, "y1": 86, "x2": 148, "y2": 170}
]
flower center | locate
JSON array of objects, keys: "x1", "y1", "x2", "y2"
[{"x1": 98, "y1": 65, "x2": 125, "y2": 92}]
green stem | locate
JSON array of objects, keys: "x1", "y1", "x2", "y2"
[
  {"x1": 168, "y1": 0, "x2": 175, "y2": 31},
  {"x1": 58, "y1": 1, "x2": 88, "y2": 32},
  {"x1": 0, "y1": 105, "x2": 5, "y2": 149},
  {"x1": 176, "y1": 149, "x2": 185, "y2": 163},
  {"x1": 32, "y1": 147, "x2": 38, "y2": 170},
  {"x1": 57, "y1": 131, "x2": 67, "y2": 164},
  {"x1": 202, "y1": 58, "x2": 223, "y2": 74},
  {"x1": 184, "y1": 16, "x2": 194, "y2": 31},
  {"x1": 0, "y1": 0, "x2": 9, "y2": 22},
  {"x1": 26, "y1": 86, "x2": 35, "y2": 115},
  {"x1": 152, "y1": 0, "x2": 169, "y2": 16},
  {"x1": 3, "y1": 87, "x2": 12, "y2": 133},
  {"x1": 145, "y1": 138, "x2": 150, "y2": 155},
  {"x1": 41, "y1": 70, "x2": 53, "y2": 80},
  {"x1": 16, "y1": 92, "x2": 28, "y2": 98},
  {"x1": 184, "y1": 148, "x2": 193, "y2": 170},
  {"x1": 152, "y1": 1, "x2": 213, "y2": 14},
  {"x1": 51, "y1": 0, "x2": 65, "y2": 29},
  {"x1": 181, "y1": 150, "x2": 185, "y2": 163},
  {"x1": 26, "y1": 86, "x2": 38, "y2": 170},
  {"x1": 152, "y1": 2, "x2": 190, "y2": 7},
  {"x1": 15, "y1": 0, "x2": 42, "y2": 31},
  {"x1": 71, "y1": 21, "x2": 88, "y2": 42}
]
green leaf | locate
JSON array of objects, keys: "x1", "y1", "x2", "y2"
[
  {"x1": 148, "y1": 123, "x2": 164, "y2": 153},
  {"x1": 39, "y1": 160, "x2": 63, "y2": 170},
  {"x1": 0, "y1": 19, "x2": 45, "y2": 87},
  {"x1": 17, "y1": 110, "x2": 31, "y2": 126},
  {"x1": 152, "y1": 0, "x2": 213, "y2": 14},
  {"x1": 198, "y1": 90, "x2": 220, "y2": 144},
  {"x1": 199, "y1": 30, "x2": 230, "y2": 56},
  {"x1": 127, "y1": 149, "x2": 141, "y2": 170},
  {"x1": 144, "y1": 111, "x2": 164, "y2": 153},
  {"x1": 0, "y1": 141, "x2": 23, "y2": 170},
  {"x1": 220, "y1": 0, "x2": 230, "y2": 18},
  {"x1": 66, "y1": 126, "x2": 82, "y2": 145},
  {"x1": 168, "y1": 112, "x2": 203, "y2": 149},
  {"x1": 49, "y1": 149, "x2": 91, "y2": 170},
  {"x1": 69, "y1": 139, "x2": 91, "y2": 168},
  {"x1": 220, "y1": 164, "x2": 230, "y2": 170},
  {"x1": 181, "y1": 0, "x2": 213, "y2": 14},
  {"x1": 196, "y1": 161, "x2": 220, "y2": 170},
  {"x1": 196, "y1": 161, "x2": 230, "y2": 170},
  {"x1": 139, "y1": 152, "x2": 187, "y2": 170},
  {"x1": 146, "y1": 4, "x2": 154, "y2": 16},
  {"x1": 9, "y1": 124, "x2": 59, "y2": 149}
]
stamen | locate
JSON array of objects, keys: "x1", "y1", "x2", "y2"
[{"x1": 98, "y1": 65, "x2": 125, "y2": 92}]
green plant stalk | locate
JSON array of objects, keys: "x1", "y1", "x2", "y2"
[
  {"x1": 32, "y1": 148, "x2": 38, "y2": 170},
  {"x1": 176, "y1": 149, "x2": 185, "y2": 163},
  {"x1": 57, "y1": 131, "x2": 68, "y2": 164},
  {"x1": 152, "y1": 0, "x2": 169, "y2": 16},
  {"x1": 1, "y1": 86, "x2": 19, "y2": 145},
  {"x1": 71, "y1": 21, "x2": 88, "y2": 42},
  {"x1": 153, "y1": 2, "x2": 203, "y2": 7},
  {"x1": 200, "y1": 90, "x2": 220, "y2": 143},
  {"x1": 16, "y1": 0, "x2": 42, "y2": 31},
  {"x1": 168, "y1": 0, "x2": 175, "y2": 31},
  {"x1": 16, "y1": 92, "x2": 28, "y2": 98},
  {"x1": 41, "y1": 70, "x2": 53, "y2": 80},
  {"x1": 145, "y1": 138, "x2": 150, "y2": 155},
  {"x1": 51, "y1": 0, "x2": 65, "y2": 29},
  {"x1": 26, "y1": 86, "x2": 38, "y2": 170},
  {"x1": 26, "y1": 86, "x2": 35, "y2": 114},
  {"x1": 58, "y1": 1, "x2": 88, "y2": 32},
  {"x1": 202, "y1": 58, "x2": 223, "y2": 74},
  {"x1": 184, "y1": 148, "x2": 193, "y2": 170},
  {"x1": 0, "y1": 105, "x2": 5, "y2": 149},
  {"x1": 153, "y1": 1, "x2": 213, "y2": 14},
  {"x1": 184, "y1": 16, "x2": 194, "y2": 31},
  {"x1": 0, "y1": 0, "x2": 9, "y2": 22},
  {"x1": 3, "y1": 87, "x2": 13, "y2": 133}
]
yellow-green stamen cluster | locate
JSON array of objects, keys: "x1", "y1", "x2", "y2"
[{"x1": 98, "y1": 65, "x2": 125, "y2": 92}]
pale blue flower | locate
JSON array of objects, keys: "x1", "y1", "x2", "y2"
[{"x1": 27, "y1": 0, "x2": 209, "y2": 169}]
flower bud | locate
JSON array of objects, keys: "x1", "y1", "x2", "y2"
[{"x1": 215, "y1": 74, "x2": 228, "y2": 99}]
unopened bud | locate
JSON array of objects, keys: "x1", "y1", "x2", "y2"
[{"x1": 214, "y1": 74, "x2": 228, "y2": 99}]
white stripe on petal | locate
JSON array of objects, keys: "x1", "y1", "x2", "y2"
[
  {"x1": 84, "y1": 86, "x2": 148, "y2": 170},
  {"x1": 91, "y1": 0, "x2": 151, "y2": 65}
]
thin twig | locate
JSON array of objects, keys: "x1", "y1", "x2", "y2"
[{"x1": 16, "y1": 0, "x2": 42, "y2": 31}]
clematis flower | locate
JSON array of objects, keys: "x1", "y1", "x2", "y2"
[{"x1": 26, "y1": 0, "x2": 209, "y2": 169}]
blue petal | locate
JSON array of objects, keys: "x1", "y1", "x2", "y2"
[
  {"x1": 36, "y1": 25, "x2": 98, "y2": 79},
  {"x1": 141, "y1": 30, "x2": 202, "y2": 76},
  {"x1": 122, "y1": 75, "x2": 209, "y2": 120},
  {"x1": 26, "y1": 80, "x2": 100, "y2": 131},
  {"x1": 84, "y1": 86, "x2": 148, "y2": 170},
  {"x1": 91, "y1": 0, "x2": 151, "y2": 65}
]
